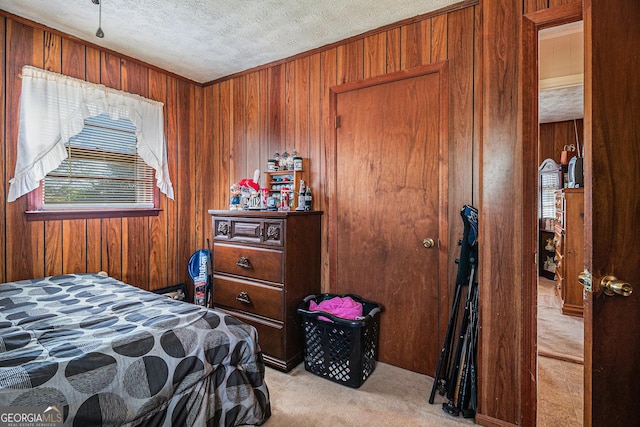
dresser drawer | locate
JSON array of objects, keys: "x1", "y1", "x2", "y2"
[
  {"x1": 213, "y1": 243, "x2": 283, "y2": 283},
  {"x1": 214, "y1": 276, "x2": 283, "y2": 321},
  {"x1": 212, "y1": 217, "x2": 284, "y2": 247}
]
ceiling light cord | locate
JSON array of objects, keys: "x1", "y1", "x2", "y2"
[{"x1": 95, "y1": 0, "x2": 104, "y2": 38}]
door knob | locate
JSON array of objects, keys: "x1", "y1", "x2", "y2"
[
  {"x1": 578, "y1": 270, "x2": 633, "y2": 297},
  {"x1": 423, "y1": 238, "x2": 436, "y2": 249}
]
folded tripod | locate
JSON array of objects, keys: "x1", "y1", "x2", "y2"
[{"x1": 428, "y1": 205, "x2": 478, "y2": 418}]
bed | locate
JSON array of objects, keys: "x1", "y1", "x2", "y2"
[{"x1": 0, "y1": 273, "x2": 271, "y2": 426}]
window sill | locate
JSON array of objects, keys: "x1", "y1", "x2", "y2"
[{"x1": 25, "y1": 208, "x2": 161, "y2": 221}]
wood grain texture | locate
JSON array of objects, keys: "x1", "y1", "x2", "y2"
[
  {"x1": 480, "y1": 0, "x2": 522, "y2": 424},
  {"x1": 0, "y1": 15, "x2": 203, "y2": 292},
  {"x1": 520, "y1": 5, "x2": 583, "y2": 427},
  {"x1": 148, "y1": 69, "x2": 169, "y2": 290},
  {"x1": 0, "y1": 17, "x2": 5, "y2": 282},
  {"x1": 363, "y1": 32, "x2": 387, "y2": 79},
  {"x1": 401, "y1": 20, "x2": 431, "y2": 69},
  {"x1": 0, "y1": 2, "x2": 569, "y2": 425},
  {"x1": 5, "y1": 20, "x2": 45, "y2": 282},
  {"x1": 332, "y1": 65, "x2": 447, "y2": 374},
  {"x1": 205, "y1": 1, "x2": 478, "y2": 383},
  {"x1": 538, "y1": 119, "x2": 583, "y2": 166},
  {"x1": 585, "y1": 0, "x2": 640, "y2": 425}
]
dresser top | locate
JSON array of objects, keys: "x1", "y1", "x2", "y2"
[{"x1": 208, "y1": 209, "x2": 322, "y2": 218}]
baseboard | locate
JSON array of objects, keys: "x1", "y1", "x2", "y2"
[{"x1": 538, "y1": 347, "x2": 584, "y2": 364}]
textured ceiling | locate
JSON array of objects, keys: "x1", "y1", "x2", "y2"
[
  {"x1": 0, "y1": 0, "x2": 583, "y2": 123},
  {"x1": 0, "y1": 0, "x2": 458, "y2": 83}
]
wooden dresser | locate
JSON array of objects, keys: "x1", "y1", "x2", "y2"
[
  {"x1": 553, "y1": 188, "x2": 584, "y2": 317},
  {"x1": 208, "y1": 210, "x2": 322, "y2": 371}
]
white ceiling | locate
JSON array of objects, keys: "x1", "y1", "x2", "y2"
[
  {"x1": 538, "y1": 21, "x2": 584, "y2": 124},
  {"x1": 0, "y1": 0, "x2": 583, "y2": 124},
  {"x1": 0, "y1": 0, "x2": 459, "y2": 83}
]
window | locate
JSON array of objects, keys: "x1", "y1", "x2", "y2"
[
  {"x1": 8, "y1": 66, "x2": 174, "y2": 220},
  {"x1": 42, "y1": 114, "x2": 155, "y2": 210},
  {"x1": 538, "y1": 158, "x2": 562, "y2": 229}
]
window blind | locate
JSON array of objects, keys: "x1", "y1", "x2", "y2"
[
  {"x1": 540, "y1": 173, "x2": 559, "y2": 219},
  {"x1": 43, "y1": 114, "x2": 155, "y2": 209}
]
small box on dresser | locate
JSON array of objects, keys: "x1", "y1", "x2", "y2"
[{"x1": 208, "y1": 210, "x2": 322, "y2": 372}]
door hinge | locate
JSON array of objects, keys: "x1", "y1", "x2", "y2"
[{"x1": 335, "y1": 115, "x2": 341, "y2": 128}]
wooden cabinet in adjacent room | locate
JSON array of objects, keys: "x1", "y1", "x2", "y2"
[
  {"x1": 554, "y1": 188, "x2": 584, "y2": 317},
  {"x1": 208, "y1": 210, "x2": 322, "y2": 371}
]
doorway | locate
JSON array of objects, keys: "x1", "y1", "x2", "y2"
[
  {"x1": 328, "y1": 63, "x2": 449, "y2": 374},
  {"x1": 522, "y1": 3, "x2": 584, "y2": 426}
]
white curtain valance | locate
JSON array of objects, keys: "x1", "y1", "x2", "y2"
[{"x1": 8, "y1": 65, "x2": 174, "y2": 202}]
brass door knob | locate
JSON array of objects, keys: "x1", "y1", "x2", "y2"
[
  {"x1": 600, "y1": 275, "x2": 633, "y2": 297},
  {"x1": 423, "y1": 238, "x2": 435, "y2": 249},
  {"x1": 579, "y1": 270, "x2": 633, "y2": 296}
]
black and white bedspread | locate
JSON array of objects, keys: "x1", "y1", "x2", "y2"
[{"x1": 0, "y1": 273, "x2": 271, "y2": 426}]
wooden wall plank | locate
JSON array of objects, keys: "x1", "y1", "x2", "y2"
[
  {"x1": 258, "y1": 69, "x2": 269, "y2": 177},
  {"x1": 230, "y1": 77, "x2": 246, "y2": 181},
  {"x1": 43, "y1": 32, "x2": 64, "y2": 278},
  {"x1": 308, "y1": 53, "x2": 322, "y2": 203},
  {"x1": 320, "y1": 48, "x2": 337, "y2": 288},
  {"x1": 479, "y1": 0, "x2": 522, "y2": 424},
  {"x1": 284, "y1": 62, "x2": 296, "y2": 153},
  {"x1": 294, "y1": 57, "x2": 310, "y2": 157},
  {"x1": 431, "y1": 15, "x2": 449, "y2": 62},
  {"x1": 386, "y1": 28, "x2": 402, "y2": 74},
  {"x1": 267, "y1": 65, "x2": 285, "y2": 156},
  {"x1": 218, "y1": 80, "x2": 231, "y2": 207},
  {"x1": 121, "y1": 60, "x2": 150, "y2": 289},
  {"x1": 100, "y1": 53, "x2": 123, "y2": 280},
  {"x1": 201, "y1": 84, "x2": 216, "y2": 249},
  {"x1": 446, "y1": 6, "x2": 476, "y2": 306},
  {"x1": 164, "y1": 76, "x2": 179, "y2": 287},
  {"x1": 525, "y1": 0, "x2": 550, "y2": 13},
  {"x1": 538, "y1": 119, "x2": 583, "y2": 167},
  {"x1": 85, "y1": 46, "x2": 103, "y2": 273},
  {"x1": 193, "y1": 84, "x2": 205, "y2": 252},
  {"x1": 337, "y1": 40, "x2": 364, "y2": 84},
  {"x1": 211, "y1": 84, "x2": 223, "y2": 209},
  {"x1": 5, "y1": 20, "x2": 45, "y2": 282},
  {"x1": 363, "y1": 32, "x2": 387, "y2": 78},
  {"x1": 148, "y1": 69, "x2": 169, "y2": 290},
  {"x1": 176, "y1": 80, "x2": 196, "y2": 288},
  {"x1": 61, "y1": 38, "x2": 89, "y2": 275},
  {"x1": 245, "y1": 72, "x2": 261, "y2": 174},
  {"x1": 0, "y1": 16, "x2": 5, "y2": 282},
  {"x1": 401, "y1": 20, "x2": 431, "y2": 68}
]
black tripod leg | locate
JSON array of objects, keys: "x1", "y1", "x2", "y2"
[{"x1": 429, "y1": 281, "x2": 463, "y2": 403}]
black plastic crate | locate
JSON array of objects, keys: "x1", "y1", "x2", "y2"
[{"x1": 297, "y1": 294, "x2": 382, "y2": 388}]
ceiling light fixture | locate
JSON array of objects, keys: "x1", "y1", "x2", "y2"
[{"x1": 92, "y1": 0, "x2": 104, "y2": 38}]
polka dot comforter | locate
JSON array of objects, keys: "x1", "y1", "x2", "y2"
[{"x1": 0, "y1": 273, "x2": 271, "y2": 426}]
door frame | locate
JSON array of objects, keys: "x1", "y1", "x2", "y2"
[
  {"x1": 521, "y1": 2, "x2": 584, "y2": 425},
  {"x1": 327, "y1": 61, "x2": 450, "y2": 343}
]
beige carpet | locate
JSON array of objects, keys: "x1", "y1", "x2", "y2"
[
  {"x1": 537, "y1": 278, "x2": 583, "y2": 363},
  {"x1": 257, "y1": 362, "x2": 476, "y2": 427}
]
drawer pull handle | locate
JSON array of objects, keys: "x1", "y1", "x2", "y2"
[
  {"x1": 236, "y1": 291, "x2": 252, "y2": 305},
  {"x1": 236, "y1": 256, "x2": 252, "y2": 269},
  {"x1": 217, "y1": 222, "x2": 229, "y2": 235}
]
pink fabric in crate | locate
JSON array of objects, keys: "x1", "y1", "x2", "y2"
[{"x1": 309, "y1": 296, "x2": 363, "y2": 321}]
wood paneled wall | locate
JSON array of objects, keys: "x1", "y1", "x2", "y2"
[
  {"x1": 0, "y1": 0, "x2": 583, "y2": 425},
  {"x1": 539, "y1": 119, "x2": 584, "y2": 166},
  {"x1": 0, "y1": 16, "x2": 207, "y2": 292},
  {"x1": 204, "y1": 4, "x2": 482, "y2": 328},
  {"x1": 481, "y1": 0, "x2": 580, "y2": 426}
]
